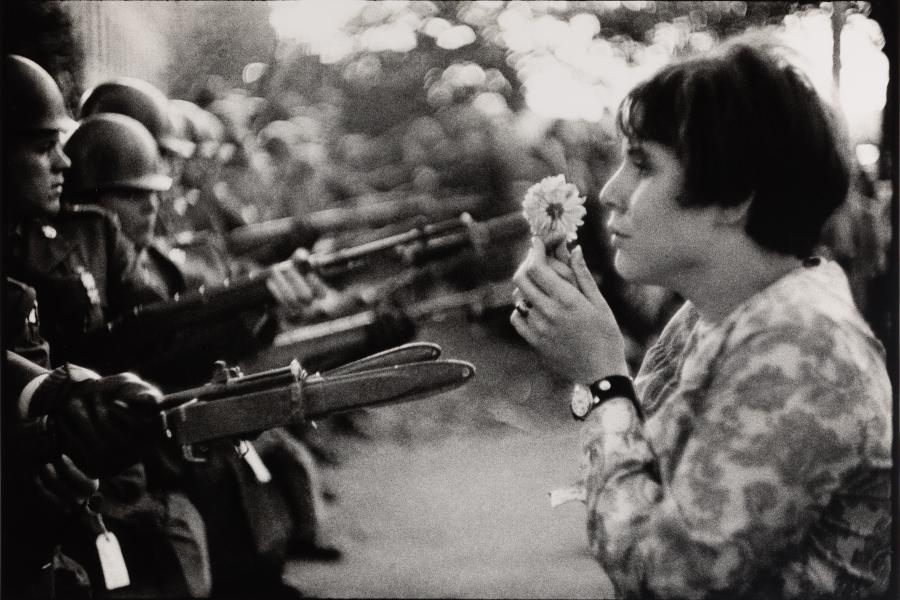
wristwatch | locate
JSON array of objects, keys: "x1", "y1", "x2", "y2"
[{"x1": 571, "y1": 375, "x2": 643, "y2": 421}]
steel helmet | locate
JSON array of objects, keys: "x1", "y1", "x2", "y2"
[
  {"x1": 79, "y1": 77, "x2": 195, "y2": 158},
  {"x1": 63, "y1": 113, "x2": 173, "y2": 195},
  {"x1": 4, "y1": 54, "x2": 76, "y2": 132}
]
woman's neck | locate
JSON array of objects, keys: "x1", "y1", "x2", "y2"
[{"x1": 676, "y1": 238, "x2": 801, "y2": 325}]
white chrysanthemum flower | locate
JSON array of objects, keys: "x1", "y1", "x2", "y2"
[{"x1": 521, "y1": 174, "x2": 587, "y2": 243}]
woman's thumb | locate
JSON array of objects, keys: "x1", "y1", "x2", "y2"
[{"x1": 554, "y1": 241, "x2": 571, "y2": 263}]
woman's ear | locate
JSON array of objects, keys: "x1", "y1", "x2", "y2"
[{"x1": 712, "y1": 194, "x2": 752, "y2": 227}]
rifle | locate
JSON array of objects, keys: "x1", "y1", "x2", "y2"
[
  {"x1": 160, "y1": 342, "x2": 473, "y2": 459},
  {"x1": 84, "y1": 212, "x2": 527, "y2": 369},
  {"x1": 244, "y1": 279, "x2": 517, "y2": 373},
  {"x1": 14, "y1": 343, "x2": 476, "y2": 469},
  {"x1": 224, "y1": 192, "x2": 486, "y2": 258}
]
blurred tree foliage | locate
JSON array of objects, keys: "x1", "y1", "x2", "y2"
[
  {"x1": 262, "y1": 1, "x2": 805, "y2": 137},
  {"x1": 167, "y1": 1, "x2": 278, "y2": 103}
]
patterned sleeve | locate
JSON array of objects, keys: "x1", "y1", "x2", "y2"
[{"x1": 581, "y1": 320, "x2": 875, "y2": 599}]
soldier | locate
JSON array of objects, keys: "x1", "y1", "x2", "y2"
[
  {"x1": 3, "y1": 161, "x2": 167, "y2": 600},
  {"x1": 61, "y1": 111, "x2": 334, "y2": 381},
  {"x1": 3, "y1": 276, "x2": 167, "y2": 599},
  {"x1": 79, "y1": 78, "x2": 251, "y2": 243},
  {"x1": 62, "y1": 110, "x2": 335, "y2": 598},
  {"x1": 168, "y1": 98, "x2": 248, "y2": 240},
  {"x1": 4, "y1": 348, "x2": 168, "y2": 599},
  {"x1": 4, "y1": 53, "x2": 213, "y2": 599}
]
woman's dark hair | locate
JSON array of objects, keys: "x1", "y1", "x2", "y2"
[{"x1": 616, "y1": 36, "x2": 850, "y2": 258}]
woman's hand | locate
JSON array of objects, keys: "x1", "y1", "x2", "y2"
[{"x1": 511, "y1": 238, "x2": 628, "y2": 384}]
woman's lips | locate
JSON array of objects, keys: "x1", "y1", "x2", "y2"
[{"x1": 608, "y1": 228, "x2": 630, "y2": 247}]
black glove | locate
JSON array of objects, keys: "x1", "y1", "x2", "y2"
[
  {"x1": 48, "y1": 369, "x2": 164, "y2": 478},
  {"x1": 364, "y1": 298, "x2": 417, "y2": 352}
]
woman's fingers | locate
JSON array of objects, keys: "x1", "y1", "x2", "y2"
[
  {"x1": 570, "y1": 246, "x2": 605, "y2": 306},
  {"x1": 512, "y1": 272, "x2": 554, "y2": 316}
]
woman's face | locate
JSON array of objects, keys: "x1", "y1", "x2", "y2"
[
  {"x1": 597, "y1": 139, "x2": 717, "y2": 288},
  {"x1": 99, "y1": 189, "x2": 159, "y2": 248}
]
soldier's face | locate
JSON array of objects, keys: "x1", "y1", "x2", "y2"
[
  {"x1": 99, "y1": 189, "x2": 159, "y2": 248},
  {"x1": 7, "y1": 131, "x2": 70, "y2": 218}
]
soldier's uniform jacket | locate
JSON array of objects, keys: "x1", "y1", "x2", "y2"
[
  {"x1": 137, "y1": 241, "x2": 190, "y2": 300},
  {"x1": 7, "y1": 204, "x2": 166, "y2": 368},
  {"x1": 148, "y1": 234, "x2": 232, "y2": 293}
]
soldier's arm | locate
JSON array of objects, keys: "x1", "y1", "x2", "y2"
[{"x1": 103, "y1": 210, "x2": 169, "y2": 310}]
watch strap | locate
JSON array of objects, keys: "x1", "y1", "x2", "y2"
[{"x1": 582, "y1": 375, "x2": 643, "y2": 422}]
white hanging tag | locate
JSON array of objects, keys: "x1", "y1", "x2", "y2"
[
  {"x1": 238, "y1": 440, "x2": 272, "y2": 483},
  {"x1": 96, "y1": 531, "x2": 130, "y2": 590}
]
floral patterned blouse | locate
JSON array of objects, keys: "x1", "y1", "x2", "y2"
[{"x1": 575, "y1": 259, "x2": 892, "y2": 599}]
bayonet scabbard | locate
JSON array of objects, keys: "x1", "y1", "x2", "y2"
[{"x1": 165, "y1": 381, "x2": 305, "y2": 445}]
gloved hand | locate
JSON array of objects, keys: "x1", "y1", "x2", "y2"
[
  {"x1": 269, "y1": 249, "x2": 365, "y2": 322},
  {"x1": 364, "y1": 298, "x2": 417, "y2": 352},
  {"x1": 49, "y1": 369, "x2": 164, "y2": 478},
  {"x1": 266, "y1": 251, "x2": 317, "y2": 317},
  {"x1": 34, "y1": 454, "x2": 99, "y2": 514}
]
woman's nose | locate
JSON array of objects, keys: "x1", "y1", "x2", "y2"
[{"x1": 597, "y1": 166, "x2": 627, "y2": 212}]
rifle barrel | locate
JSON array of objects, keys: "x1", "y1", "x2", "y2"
[
  {"x1": 306, "y1": 215, "x2": 466, "y2": 270},
  {"x1": 227, "y1": 193, "x2": 486, "y2": 257},
  {"x1": 404, "y1": 212, "x2": 528, "y2": 264},
  {"x1": 94, "y1": 212, "x2": 525, "y2": 357}
]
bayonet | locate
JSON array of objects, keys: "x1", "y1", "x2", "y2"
[
  {"x1": 162, "y1": 356, "x2": 475, "y2": 446},
  {"x1": 11, "y1": 345, "x2": 476, "y2": 469}
]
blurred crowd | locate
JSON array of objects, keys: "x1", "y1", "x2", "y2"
[{"x1": 3, "y1": 39, "x2": 893, "y2": 600}]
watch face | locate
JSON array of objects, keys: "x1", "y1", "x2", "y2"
[{"x1": 571, "y1": 385, "x2": 593, "y2": 418}]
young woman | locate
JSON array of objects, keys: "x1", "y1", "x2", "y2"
[{"x1": 511, "y1": 38, "x2": 892, "y2": 599}]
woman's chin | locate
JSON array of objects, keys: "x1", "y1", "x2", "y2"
[
  {"x1": 613, "y1": 254, "x2": 657, "y2": 286},
  {"x1": 613, "y1": 253, "x2": 639, "y2": 281}
]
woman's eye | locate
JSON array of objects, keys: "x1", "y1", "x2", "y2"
[
  {"x1": 631, "y1": 157, "x2": 650, "y2": 174},
  {"x1": 625, "y1": 147, "x2": 650, "y2": 174}
]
